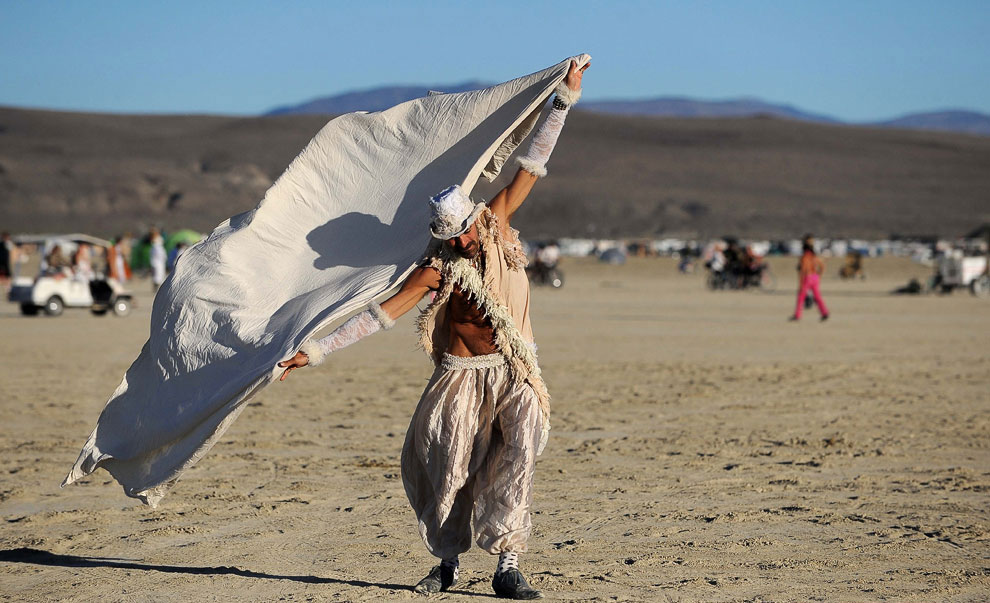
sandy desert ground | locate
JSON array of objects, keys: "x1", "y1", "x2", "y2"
[{"x1": 1, "y1": 256, "x2": 988, "y2": 602}]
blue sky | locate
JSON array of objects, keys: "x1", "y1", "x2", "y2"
[{"x1": 1, "y1": 0, "x2": 987, "y2": 121}]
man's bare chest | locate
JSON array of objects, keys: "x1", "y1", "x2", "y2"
[{"x1": 448, "y1": 284, "x2": 490, "y2": 328}]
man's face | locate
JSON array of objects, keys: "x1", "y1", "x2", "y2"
[{"x1": 447, "y1": 222, "x2": 480, "y2": 259}]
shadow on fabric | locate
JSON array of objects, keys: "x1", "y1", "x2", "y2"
[
  {"x1": 303, "y1": 78, "x2": 550, "y2": 274},
  {"x1": 307, "y1": 212, "x2": 399, "y2": 270}
]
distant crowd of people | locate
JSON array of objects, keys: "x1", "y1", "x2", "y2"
[
  {"x1": 702, "y1": 238, "x2": 770, "y2": 290},
  {"x1": 697, "y1": 233, "x2": 832, "y2": 321},
  {"x1": 1, "y1": 227, "x2": 192, "y2": 293}
]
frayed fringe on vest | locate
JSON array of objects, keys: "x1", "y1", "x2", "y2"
[{"x1": 415, "y1": 210, "x2": 551, "y2": 433}]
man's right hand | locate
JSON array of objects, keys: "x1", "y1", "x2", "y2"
[{"x1": 277, "y1": 351, "x2": 310, "y2": 381}]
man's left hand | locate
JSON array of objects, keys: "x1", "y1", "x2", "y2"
[{"x1": 566, "y1": 59, "x2": 589, "y2": 91}]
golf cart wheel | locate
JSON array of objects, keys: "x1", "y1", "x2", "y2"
[
  {"x1": 112, "y1": 298, "x2": 132, "y2": 317},
  {"x1": 20, "y1": 303, "x2": 39, "y2": 316},
  {"x1": 44, "y1": 296, "x2": 64, "y2": 316},
  {"x1": 972, "y1": 275, "x2": 990, "y2": 297}
]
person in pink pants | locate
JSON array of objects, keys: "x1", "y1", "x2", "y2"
[{"x1": 791, "y1": 239, "x2": 829, "y2": 321}]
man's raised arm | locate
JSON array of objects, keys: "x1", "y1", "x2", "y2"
[
  {"x1": 277, "y1": 266, "x2": 441, "y2": 381},
  {"x1": 489, "y1": 59, "x2": 589, "y2": 227}
]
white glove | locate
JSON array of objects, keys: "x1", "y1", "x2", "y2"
[
  {"x1": 299, "y1": 302, "x2": 394, "y2": 366},
  {"x1": 516, "y1": 82, "x2": 582, "y2": 177}
]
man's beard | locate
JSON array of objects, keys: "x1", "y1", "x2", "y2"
[{"x1": 451, "y1": 241, "x2": 479, "y2": 259}]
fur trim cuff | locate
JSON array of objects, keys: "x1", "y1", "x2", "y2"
[
  {"x1": 554, "y1": 83, "x2": 582, "y2": 106},
  {"x1": 515, "y1": 156, "x2": 548, "y2": 178},
  {"x1": 368, "y1": 301, "x2": 395, "y2": 330},
  {"x1": 299, "y1": 339, "x2": 326, "y2": 367}
]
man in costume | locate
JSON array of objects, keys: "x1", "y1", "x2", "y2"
[{"x1": 279, "y1": 59, "x2": 588, "y2": 600}]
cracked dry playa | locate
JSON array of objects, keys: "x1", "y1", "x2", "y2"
[{"x1": 1, "y1": 256, "x2": 988, "y2": 602}]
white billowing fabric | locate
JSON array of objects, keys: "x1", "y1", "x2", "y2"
[
  {"x1": 401, "y1": 353, "x2": 544, "y2": 559},
  {"x1": 63, "y1": 53, "x2": 591, "y2": 507}
]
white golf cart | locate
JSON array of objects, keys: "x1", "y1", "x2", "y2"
[
  {"x1": 932, "y1": 251, "x2": 990, "y2": 296},
  {"x1": 7, "y1": 234, "x2": 134, "y2": 317}
]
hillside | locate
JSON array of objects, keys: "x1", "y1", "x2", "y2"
[
  {"x1": 877, "y1": 110, "x2": 990, "y2": 137},
  {"x1": 1, "y1": 106, "x2": 988, "y2": 239},
  {"x1": 266, "y1": 81, "x2": 490, "y2": 115},
  {"x1": 563, "y1": 97, "x2": 837, "y2": 123},
  {"x1": 264, "y1": 84, "x2": 990, "y2": 136}
]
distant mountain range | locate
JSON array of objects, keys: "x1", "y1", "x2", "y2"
[
  {"x1": 265, "y1": 83, "x2": 990, "y2": 136},
  {"x1": 874, "y1": 110, "x2": 990, "y2": 136},
  {"x1": 265, "y1": 81, "x2": 489, "y2": 115},
  {"x1": 579, "y1": 97, "x2": 840, "y2": 124}
]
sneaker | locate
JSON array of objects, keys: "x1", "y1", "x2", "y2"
[
  {"x1": 492, "y1": 568, "x2": 543, "y2": 600},
  {"x1": 820, "y1": 314, "x2": 829, "y2": 322},
  {"x1": 413, "y1": 564, "x2": 457, "y2": 594}
]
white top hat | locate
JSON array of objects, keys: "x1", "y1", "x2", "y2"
[{"x1": 429, "y1": 185, "x2": 486, "y2": 239}]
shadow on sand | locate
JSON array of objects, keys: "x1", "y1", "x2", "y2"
[{"x1": 0, "y1": 547, "x2": 410, "y2": 591}]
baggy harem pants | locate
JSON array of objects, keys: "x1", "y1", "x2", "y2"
[{"x1": 400, "y1": 352, "x2": 544, "y2": 559}]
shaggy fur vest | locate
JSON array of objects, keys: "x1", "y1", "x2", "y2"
[{"x1": 415, "y1": 209, "x2": 551, "y2": 434}]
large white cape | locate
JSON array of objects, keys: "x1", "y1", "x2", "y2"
[{"x1": 64, "y1": 54, "x2": 590, "y2": 506}]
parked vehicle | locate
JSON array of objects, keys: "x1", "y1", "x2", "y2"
[
  {"x1": 7, "y1": 234, "x2": 134, "y2": 317},
  {"x1": 706, "y1": 263, "x2": 776, "y2": 292},
  {"x1": 930, "y1": 253, "x2": 989, "y2": 296},
  {"x1": 528, "y1": 264, "x2": 564, "y2": 288}
]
